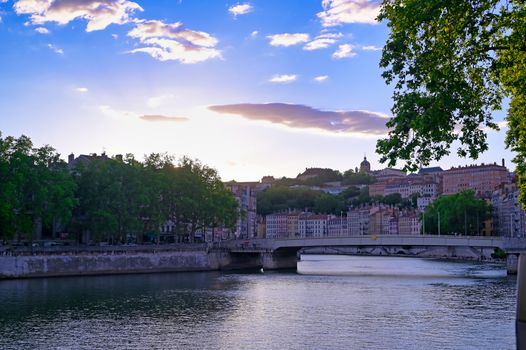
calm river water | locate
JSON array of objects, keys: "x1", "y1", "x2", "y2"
[{"x1": 0, "y1": 255, "x2": 517, "y2": 349}]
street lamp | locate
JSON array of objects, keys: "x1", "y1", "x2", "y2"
[{"x1": 438, "y1": 210, "x2": 441, "y2": 236}]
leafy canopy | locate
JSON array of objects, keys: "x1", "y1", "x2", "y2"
[
  {"x1": 377, "y1": 0, "x2": 526, "y2": 204},
  {"x1": 422, "y1": 190, "x2": 491, "y2": 235}
]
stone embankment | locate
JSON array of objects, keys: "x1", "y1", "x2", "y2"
[{"x1": 0, "y1": 244, "x2": 230, "y2": 279}]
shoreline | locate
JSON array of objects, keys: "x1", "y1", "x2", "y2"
[{"x1": 0, "y1": 246, "x2": 510, "y2": 280}]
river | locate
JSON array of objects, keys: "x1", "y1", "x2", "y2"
[{"x1": 0, "y1": 255, "x2": 517, "y2": 349}]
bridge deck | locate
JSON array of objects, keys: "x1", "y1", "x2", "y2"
[{"x1": 227, "y1": 235, "x2": 526, "y2": 253}]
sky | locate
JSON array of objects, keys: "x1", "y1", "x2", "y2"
[{"x1": 0, "y1": 0, "x2": 515, "y2": 181}]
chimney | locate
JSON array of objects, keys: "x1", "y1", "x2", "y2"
[
  {"x1": 502, "y1": 158, "x2": 505, "y2": 167},
  {"x1": 68, "y1": 153, "x2": 74, "y2": 164}
]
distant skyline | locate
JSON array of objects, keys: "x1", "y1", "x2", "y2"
[{"x1": 0, "y1": 0, "x2": 514, "y2": 181}]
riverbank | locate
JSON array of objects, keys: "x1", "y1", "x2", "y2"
[
  {"x1": 0, "y1": 243, "x2": 514, "y2": 279},
  {"x1": 0, "y1": 247, "x2": 229, "y2": 279}
]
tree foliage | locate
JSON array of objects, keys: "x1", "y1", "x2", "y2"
[
  {"x1": 422, "y1": 190, "x2": 491, "y2": 235},
  {"x1": 342, "y1": 169, "x2": 376, "y2": 185},
  {"x1": 72, "y1": 155, "x2": 239, "y2": 243},
  {"x1": 0, "y1": 133, "x2": 77, "y2": 240},
  {"x1": 257, "y1": 185, "x2": 416, "y2": 216},
  {"x1": 376, "y1": 0, "x2": 526, "y2": 205},
  {"x1": 0, "y1": 132, "x2": 239, "y2": 243}
]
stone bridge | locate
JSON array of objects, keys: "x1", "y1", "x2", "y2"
[{"x1": 221, "y1": 235, "x2": 526, "y2": 273}]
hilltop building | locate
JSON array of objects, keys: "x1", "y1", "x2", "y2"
[
  {"x1": 442, "y1": 161, "x2": 510, "y2": 197},
  {"x1": 359, "y1": 156, "x2": 371, "y2": 173}
]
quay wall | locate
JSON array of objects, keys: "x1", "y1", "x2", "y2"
[{"x1": 0, "y1": 249, "x2": 229, "y2": 279}]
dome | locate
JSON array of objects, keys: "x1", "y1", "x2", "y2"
[{"x1": 359, "y1": 156, "x2": 371, "y2": 173}]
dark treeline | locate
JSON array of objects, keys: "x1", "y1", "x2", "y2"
[
  {"x1": 257, "y1": 186, "x2": 417, "y2": 216},
  {"x1": 0, "y1": 132, "x2": 239, "y2": 243}
]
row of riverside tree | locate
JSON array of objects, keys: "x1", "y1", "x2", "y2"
[{"x1": 0, "y1": 132, "x2": 239, "y2": 244}]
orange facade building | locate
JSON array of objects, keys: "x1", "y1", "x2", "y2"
[{"x1": 442, "y1": 163, "x2": 509, "y2": 197}]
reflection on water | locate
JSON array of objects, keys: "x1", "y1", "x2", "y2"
[
  {"x1": 0, "y1": 256, "x2": 516, "y2": 350},
  {"x1": 298, "y1": 255, "x2": 508, "y2": 278}
]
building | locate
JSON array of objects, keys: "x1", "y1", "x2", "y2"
[
  {"x1": 442, "y1": 162, "x2": 509, "y2": 197},
  {"x1": 327, "y1": 216, "x2": 348, "y2": 236},
  {"x1": 287, "y1": 212, "x2": 301, "y2": 238},
  {"x1": 265, "y1": 213, "x2": 289, "y2": 239},
  {"x1": 67, "y1": 152, "x2": 111, "y2": 169},
  {"x1": 369, "y1": 181, "x2": 387, "y2": 197},
  {"x1": 348, "y1": 206, "x2": 370, "y2": 235},
  {"x1": 398, "y1": 211, "x2": 421, "y2": 235},
  {"x1": 418, "y1": 167, "x2": 444, "y2": 176},
  {"x1": 359, "y1": 156, "x2": 371, "y2": 173},
  {"x1": 492, "y1": 183, "x2": 526, "y2": 238},
  {"x1": 298, "y1": 214, "x2": 328, "y2": 237},
  {"x1": 383, "y1": 177, "x2": 439, "y2": 199},
  {"x1": 369, "y1": 206, "x2": 396, "y2": 236},
  {"x1": 370, "y1": 175, "x2": 440, "y2": 211},
  {"x1": 225, "y1": 181, "x2": 264, "y2": 239},
  {"x1": 373, "y1": 167, "x2": 406, "y2": 181}
]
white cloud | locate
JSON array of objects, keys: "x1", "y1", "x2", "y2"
[
  {"x1": 362, "y1": 45, "x2": 381, "y2": 51},
  {"x1": 35, "y1": 27, "x2": 49, "y2": 34},
  {"x1": 47, "y1": 43, "x2": 63, "y2": 55},
  {"x1": 268, "y1": 33, "x2": 310, "y2": 47},
  {"x1": 303, "y1": 33, "x2": 343, "y2": 50},
  {"x1": 128, "y1": 20, "x2": 217, "y2": 47},
  {"x1": 111, "y1": 33, "x2": 119, "y2": 39},
  {"x1": 314, "y1": 75, "x2": 329, "y2": 82},
  {"x1": 497, "y1": 120, "x2": 508, "y2": 129},
  {"x1": 99, "y1": 105, "x2": 135, "y2": 121},
  {"x1": 14, "y1": 0, "x2": 143, "y2": 32},
  {"x1": 333, "y1": 44, "x2": 356, "y2": 59},
  {"x1": 75, "y1": 87, "x2": 88, "y2": 93},
  {"x1": 304, "y1": 38, "x2": 335, "y2": 50},
  {"x1": 318, "y1": 0, "x2": 381, "y2": 26},
  {"x1": 99, "y1": 105, "x2": 188, "y2": 123},
  {"x1": 250, "y1": 30, "x2": 258, "y2": 38},
  {"x1": 147, "y1": 94, "x2": 174, "y2": 108},
  {"x1": 127, "y1": 20, "x2": 221, "y2": 64},
  {"x1": 269, "y1": 74, "x2": 297, "y2": 83},
  {"x1": 228, "y1": 3, "x2": 253, "y2": 17}
]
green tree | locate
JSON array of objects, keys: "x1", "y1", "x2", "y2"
[
  {"x1": 156, "y1": 157, "x2": 239, "y2": 243},
  {"x1": 256, "y1": 187, "x2": 324, "y2": 216},
  {"x1": 314, "y1": 193, "x2": 346, "y2": 215},
  {"x1": 423, "y1": 191, "x2": 491, "y2": 235},
  {"x1": 342, "y1": 169, "x2": 376, "y2": 185},
  {"x1": 0, "y1": 133, "x2": 77, "y2": 241},
  {"x1": 376, "y1": 1, "x2": 526, "y2": 205}
]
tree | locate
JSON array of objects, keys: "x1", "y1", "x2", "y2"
[
  {"x1": 0, "y1": 133, "x2": 77, "y2": 241},
  {"x1": 422, "y1": 190, "x2": 491, "y2": 235},
  {"x1": 342, "y1": 169, "x2": 375, "y2": 185},
  {"x1": 376, "y1": 1, "x2": 526, "y2": 205}
]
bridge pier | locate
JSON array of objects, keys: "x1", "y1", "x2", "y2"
[
  {"x1": 517, "y1": 254, "x2": 526, "y2": 349},
  {"x1": 508, "y1": 254, "x2": 519, "y2": 275},
  {"x1": 261, "y1": 251, "x2": 298, "y2": 270}
]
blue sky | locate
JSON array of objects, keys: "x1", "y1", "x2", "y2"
[{"x1": 0, "y1": 0, "x2": 514, "y2": 180}]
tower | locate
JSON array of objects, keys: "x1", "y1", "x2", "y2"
[{"x1": 359, "y1": 155, "x2": 371, "y2": 173}]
